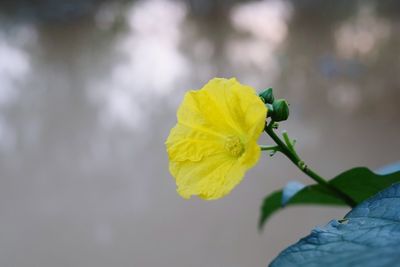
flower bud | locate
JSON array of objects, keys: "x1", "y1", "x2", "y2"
[
  {"x1": 259, "y1": 88, "x2": 274, "y2": 104},
  {"x1": 271, "y1": 99, "x2": 289, "y2": 122},
  {"x1": 265, "y1": 103, "x2": 273, "y2": 117}
]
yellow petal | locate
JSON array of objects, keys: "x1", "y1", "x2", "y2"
[
  {"x1": 202, "y1": 78, "x2": 267, "y2": 137},
  {"x1": 239, "y1": 140, "x2": 261, "y2": 168},
  {"x1": 166, "y1": 123, "x2": 224, "y2": 162},
  {"x1": 176, "y1": 90, "x2": 236, "y2": 137},
  {"x1": 171, "y1": 153, "x2": 244, "y2": 200}
]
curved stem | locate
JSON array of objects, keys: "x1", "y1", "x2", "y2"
[
  {"x1": 265, "y1": 122, "x2": 357, "y2": 207},
  {"x1": 282, "y1": 131, "x2": 299, "y2": 159}
]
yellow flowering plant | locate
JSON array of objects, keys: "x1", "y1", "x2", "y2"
[
  {"x1": 165, "y1": 77, "x2": 400, "y2": 266},
  {"x1": 166, "y1": 77, "x2": 354, "y2": 204},
  {"x1": 166, "y1": 77, "x2": 400, "y2": 217}
]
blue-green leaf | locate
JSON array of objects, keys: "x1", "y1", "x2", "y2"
[{"x1": 270, "y1": 183, "x2": 400, "y2": 267}]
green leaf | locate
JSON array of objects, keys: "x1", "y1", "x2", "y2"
[
  {"x1": 270, "y1": 182, "x2": 400, "y2": 267},
  {"x1": 330, "y1": 167, "x2": 400, "y2": 203},
  {"x1": 259, "y1": 183, "x2": 345, "y2": 230},
  {"x1": 259, "y1": 190, "x2": 283, "y2": 230},
  {"x1": 259, "y1": 167, "x2": 400, "y2": 230}
]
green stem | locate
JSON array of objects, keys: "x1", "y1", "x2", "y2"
[
  {"x1": 282, "y1": 131, "x2": 299, "y2": 159},
  {"x1": 265, "y1": 122, "x2": 357, "y2": 207},
  {"x1": 260, "y1": 145, "x2": 281, "y2": 152}
]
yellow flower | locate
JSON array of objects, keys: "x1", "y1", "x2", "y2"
[{"x1": 166, "y1": 78, "x2": 267, "y2": 200}]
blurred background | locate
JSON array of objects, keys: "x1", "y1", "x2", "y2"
[{"x1": 0, "y1": 0, "x2": 399, "y2": 266}]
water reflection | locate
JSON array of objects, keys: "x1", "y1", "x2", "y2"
[
  {"x1": 335, "y1": 3, "x2": 391, "y2": 59},
  {"x1": 0, "y1": 1, "x2": 399, "y2": 267},
  {"x1": 231, "y1": 0, "x2": 292, "y2": 43},
  {"x1": 89, "y1": 0, "x2": 189, "y2": 130},
  {"x1": 0, "y1": 29, "x2": 31, "y2": 106},
  {"x1": 0, "y1": 24, "x2": 36, "y2": 152},
  {"x1": 327, "y1": 82, "x2": 361, "y2": 112},
  {"x1": 227, "y1": 0, "x2": 292, "y2": 85}
]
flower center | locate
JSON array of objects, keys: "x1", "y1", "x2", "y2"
[{"x1": 224, "y1": 136, "x2": 244, "y2": 157}]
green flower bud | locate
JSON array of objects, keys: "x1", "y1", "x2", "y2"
[
  {"x1": 271, "y1": 99, "x2": 289, "y2": 122},
  {"x1": 266, "y1": 103, "x2": 274, "y2": 117},
  {"x1": 259, "y1": 88, "x2": 274, "y2": 104}
]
